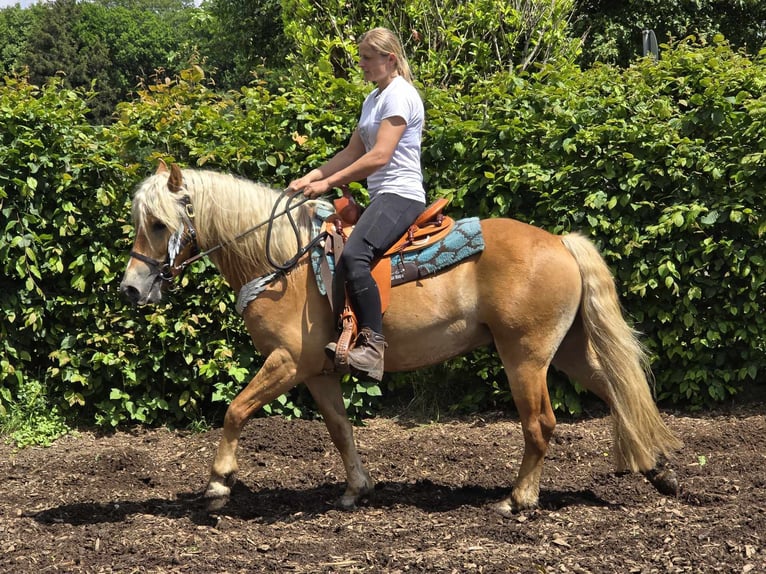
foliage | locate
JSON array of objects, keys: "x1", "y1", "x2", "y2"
[
  {"x1": 22, "y1": 0, "x2": 84, "y2": 85},
  {"x1": 0, "y1": 4, "x2": 35, "y2": 74},
  {"x1": 3, "y1": 0, "x2": 764, "y2": 123},
  {"x1": 573, "y1": 0, "x2": 766, "y2": 67},
  {"x1": 196, "y1": 0, "x2": 289, "y2": 89},
  {"x1": 0, "y1": 380, "x2": 70, "y2": 447},
  {"x1": 281, "y1": 0, "x2": 580, "y2": 88},
  {"x1": 20, "y1": 0, "x2": 199, "y2": 123},
  {"x1": 0, "y1": 74, "x2": 124, "y2": 441}
]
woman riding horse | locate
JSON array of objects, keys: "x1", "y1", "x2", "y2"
[{"x1": 120, "y1": 161, "x2": 681, "y2": 515}]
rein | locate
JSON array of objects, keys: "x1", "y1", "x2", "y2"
[
  {"x1": 131, "y1": 188, "x2": 326, "y2": 284},
  {"x1": 265, "y1": 191, "x2": 320, "y2": 271}
]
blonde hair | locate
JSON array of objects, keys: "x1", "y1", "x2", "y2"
[{"x1": 358, "y1": 27, "x2": 414, "y2": 83}]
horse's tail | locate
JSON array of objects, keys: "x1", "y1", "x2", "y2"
[{"x1": 561, "y1": 233, "x2": 682, "y2": 472}]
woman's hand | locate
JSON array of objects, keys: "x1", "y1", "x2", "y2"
[
  {"x1": 287, "y1": 175, "x2": 331, "y2": 199},
  {"x1": 298, "y1": 179, "x2": 332, "y2": 198},
  {"x1": 286, "y1": 175, "x2": 313, "y2": 195},
  {"x1": 287, "y1": 170, "x2": 330, "y2": 198}
]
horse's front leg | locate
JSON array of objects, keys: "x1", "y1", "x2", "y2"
[
  {"x1": 305, "y1": 374, "x2": 374, "y2": 508},
  {"x1": 205, "y1": 348, "x2": 298, "y2": 509}
]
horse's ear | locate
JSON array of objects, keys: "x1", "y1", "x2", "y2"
[
  {"x1": 156, "y1": 159, "x2": 169, "y2": 174},
  {"x1": 167, "y1": 163, "x2": 184, "y2": 193}
]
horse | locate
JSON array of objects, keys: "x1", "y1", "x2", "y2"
[{"x1": 119, "y1": 161, "x2": 682, "y2": 515}]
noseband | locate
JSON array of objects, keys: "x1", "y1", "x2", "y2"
[{"x1": 129, "y1": 194, "x2": 200, "y2": 283}]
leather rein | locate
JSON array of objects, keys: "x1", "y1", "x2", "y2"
[{"x1": 129, "y1": 188, "x2": 324, "y2": 284}]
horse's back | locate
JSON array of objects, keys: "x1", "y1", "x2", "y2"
[
  {"x1": 382, "y1": 217, "x2": 582, "y2": 371},
  {"x1": 474, "y1": 217, "x2": 582, "y2": 325}
]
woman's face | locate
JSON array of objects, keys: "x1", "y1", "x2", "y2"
[{"x1": 358, "y1": 42, "x2": 394, "y2": 84}]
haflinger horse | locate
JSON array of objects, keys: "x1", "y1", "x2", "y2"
[{"x1": 120, "y1": 161, "x2": 682, "y2": 515}]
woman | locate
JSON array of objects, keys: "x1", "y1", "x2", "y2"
[{"x1": 288, "y1": 27, "x2": 426, "y2": 381}]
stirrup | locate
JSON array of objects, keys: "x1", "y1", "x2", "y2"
[{"x1": 331, "y1": 306, "x2": 356, "y2": 370}]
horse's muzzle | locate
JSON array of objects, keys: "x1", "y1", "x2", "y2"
[
  {"x1": 119, "y1": 281, "x2": 143, "y2": 306},
  {"x1": 119, "y1": 273, "x2": 163, "y2": 306}
]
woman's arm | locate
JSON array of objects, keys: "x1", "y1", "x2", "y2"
[
  {"x1": 291, "y1": 117, "x2": 406, "y2": 198},
  {"x1": 287, "y1": 129, "x2": 366, "y2": 193}
]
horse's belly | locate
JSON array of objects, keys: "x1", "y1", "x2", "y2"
[
  {"x1": 385, "y1": 322, "x2": 492, "y2": 371},
  {"x1": 382, "y1": 271, "x2": 491, "y2": 370}
]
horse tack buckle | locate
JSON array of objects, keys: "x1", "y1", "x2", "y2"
[{"x1": 159, "y1": 262, "x2": 175, "y2": 281}]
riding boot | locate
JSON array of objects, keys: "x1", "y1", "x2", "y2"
[{"x1": 346, "y1": 327, "x2": 387, "y2": 381}]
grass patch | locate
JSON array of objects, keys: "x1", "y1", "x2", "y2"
[{"x1": 0, "y1": 380, "x2": 72, "y2": 448}]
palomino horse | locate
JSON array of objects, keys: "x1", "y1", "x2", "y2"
[{"x1": 120, "y1": 162, "x2": 681, "y2": 514}]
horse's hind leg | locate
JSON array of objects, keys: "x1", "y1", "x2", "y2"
[
  {"x1": 493, "y1": 353, "x2": 556, "y2": 515},
  {"x1": 552, "y1": 316, "x2": 680, "y2": 496},
  {"x1": 551, "y1": 315, "x2": 612, "y2": 403},
  {"x1": 305, "y1": 374, "x2": 374, "y2": 508}
]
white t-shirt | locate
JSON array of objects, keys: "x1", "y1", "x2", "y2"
[{"x1": 357, "y1": 75, "x2": 425, "y2": 203}]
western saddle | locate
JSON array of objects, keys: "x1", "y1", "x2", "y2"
[{"x1": 321, "y1": 190, "x2": 454, "y2": 371}]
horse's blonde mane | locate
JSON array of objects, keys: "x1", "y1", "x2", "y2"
[{"x1": 132, "y1": 168, "x2": 331, "y2": 285}]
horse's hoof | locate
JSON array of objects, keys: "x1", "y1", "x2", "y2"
[
  {"x1": 204, "y1": 486, "x2": 231, "y2": 511},
  {"x1": 205, "y1": 494, "x2": 230, "y2": 511},
  {"x1": 491, "y1": 500, "x2": 516, "y2": 518},
  {"x1": 338, "y1": 482, "x2": 374, "y2": 510},
  {"x1": 338, "y1": 494, "x2": 358, "y2": 510},
  {"x1": 204, "y1": 474, "x2": 235, "y2": 510},
  {"x1": 491, "y1": 495, "x2": 537, "y2": 517},
  {"x1": 644, "y1": 466, "x2": 679, "y2": 496}
]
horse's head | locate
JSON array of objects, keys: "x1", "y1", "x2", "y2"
[{"x1": 119, "y1": 161, "x2": 200, "y2": 305}]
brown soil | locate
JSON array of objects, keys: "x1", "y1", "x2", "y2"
[{"x1": 1, "y1": 403, "x2": 764, "y2": 574}]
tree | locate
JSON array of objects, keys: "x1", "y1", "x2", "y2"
[
  {"x1": 281, "y1": 0, "x2": 581, "y2": 89},
  {"x1": 23, "y1": 0, "x2": 84, "y2": 85},
  {"x1": 21, "y1": 0, "x2": 198, "y2": 122},
  {"x1": 573, "y1": 0, "x2": 766, "y2": 67},
  {"x1": 0, "y1": 5, "x2": 36, "y2": 74},
  {"x1": 191, "y1": 0, "x2": 288, "y2": 90}
]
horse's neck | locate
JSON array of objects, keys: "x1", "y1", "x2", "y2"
[
  {"x1": 207, "y1": 247, "x2": 268, "y2": 294},
  {"x1": 187, "y1": 178, "x2": 323, "y2": 296},
  {"x1": 190, "y1": 187, "x2": 276, "y2": 288}
]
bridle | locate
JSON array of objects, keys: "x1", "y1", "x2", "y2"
[
  {"x1": 129, "y1": 186, "x2": 325, "y2": 285},
  {"x1": 129, "y1": 194, "x2": 199, "y2": 282}
]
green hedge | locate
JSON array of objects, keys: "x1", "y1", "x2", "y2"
[
  {"x1": 0, "y1": 76, "x2": 126, "y2": 437},
  {"x1": 423, "y1": 37, "x2": 766, "y2": 407},
  {"x1": 1, "y1": 38, "x2": 764, "y2": 441}
]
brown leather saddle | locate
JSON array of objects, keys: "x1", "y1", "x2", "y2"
[{"x1": 320, "y1": 190, "x2": 454, "y2": 370}]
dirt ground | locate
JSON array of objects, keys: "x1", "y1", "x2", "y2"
[{"x1": 1, "y1": 400, "x2": 764, "y2": 574}]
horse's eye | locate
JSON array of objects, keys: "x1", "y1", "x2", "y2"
[{"x1": 151, "y1": 221, "x2": 167, "y2": 233}]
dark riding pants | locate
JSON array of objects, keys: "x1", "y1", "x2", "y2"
[{"x1": 333, "y1": 193, "x2": 425, "y2": 333}]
